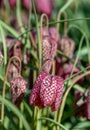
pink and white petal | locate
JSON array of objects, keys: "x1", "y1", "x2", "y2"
[
  {"x1": 51, "y1": 76, "x2": 64, "y2": 111},
  {"x1": 40, "y1": 75, "x2": 57, "y2": 107},
  {"x1": 29, "y1": 71, "x2": 48, "y2": 106}
]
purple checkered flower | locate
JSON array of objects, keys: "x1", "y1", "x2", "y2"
[
  {"x1": 29, "y1": 71, "x2": 64, "y2": 111},
  {"x1": 42, "y1": 36, "x2": 57, "y2": 72}
]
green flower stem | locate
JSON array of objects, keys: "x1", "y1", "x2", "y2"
[
  {"x1": 16, "y1": 0, "x2": 25, "y2": 33},
  {"x1": 32, "y1": 0, "x2": 42, "y2": 71},
  {"x1": 1, "y1": 56, "x2": 21, "y2": 121},
  {"x1": 57, "y1": 69, "x2": 90, "y2": 126},
  {"x1": 68, "y1": 24, "x2": 90, "y2": 64},
  {"x1": 56, "y1": 10, "x2": 67, "y2": 36},
  {"x1": 57, "y1": 50, "x2": 86, "y2": 72},
  {"x1": 49, "y1": 17, "x2": 90, "y2": 25},
  {"x1": 53, "y1": 111, "x2": 58, "y2": 130},
  {"x1": 67, "y1": 36, "x2": 84, "y2": 84},
  {"x1": 0, "y1": 20, "x2": 19, "y2": 37},
  {"x1": 36, "y1": 108, "x2": 41, "y2": 130},
  {"x1": 19, "y1": 102, "x2": 24, "y2": 130},
  {"x1": 0, "y1": 24, "x2": 7, "y2": 65},
  {"x1": 4, "y1": 0, "x2": 10, "y2": 14},
  {"x1": 60, "y1": 0, "x2": 75, "y2": 12},
  {"x1": 33, "y1": 70, "x2": 37, "y2": 129},
  {"x1": 65, "y1": 65, "x2": 90, "y2": 82}
]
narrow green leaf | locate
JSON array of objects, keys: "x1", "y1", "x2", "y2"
[
  {"x1": 0, "y1": 96, "x2": 31, "y2": 130},
  {"x1": 39, "y1": 117, "x2": 69, "y2": 130}
]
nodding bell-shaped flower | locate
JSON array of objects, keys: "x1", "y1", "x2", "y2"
[
  {"x1": 59, "y1": 36, "x2": 75, "y2": 62},
  {"x1": 10, "y1": 76, "x2": 27, "y2": 106},
  {"x1": 42, "y1": 36, "x2": 57, "y2": 73},
  {"x1": 29, "y1": 71, "x2": 64, "y2": 111}
]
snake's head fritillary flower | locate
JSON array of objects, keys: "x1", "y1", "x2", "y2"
[
  {"x1": 35, "y1": 0, "x2": 54, "y2": 17},
  {"x1": 29, "y1": 71, "x2": 64, "y2": 111},
  {"x1": 29, "y1": 71, "x2": 48, "y2": 108},
  {"x1": 59, "y1": 36, "x2": 75, "y2": 62},
  {"x1": 42, "y1": 36, "x2": 57, "y2": 72},
  {"x1": 10, "y1": 76, "x2": 27, "y2": 106}
]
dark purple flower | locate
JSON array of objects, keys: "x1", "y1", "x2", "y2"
[
  {"x1": 29, "y1": 71, "x2": 64, "y2": 111},
  {"x1": 10, "y1": 76, "x2": 27, "y2": 106}
]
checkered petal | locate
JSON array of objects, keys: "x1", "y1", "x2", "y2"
[
  {"x1": 60, "y1": 36, "x2": 75, "y2": 62},
  {"x1": 51, "y1": 76, "x2": 64, "y2": 111},
  {"x1": 42, "y1": 36, "x2": 57, "y2": 72},
  {"x1": 29, "y1": 71, "x2": 48, "y2": 108},
  {"x1": 40, "y1": 75, "x2": 57, "y2": 107}
]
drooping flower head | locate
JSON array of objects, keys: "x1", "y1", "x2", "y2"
[
  {"x1": 42, "y1": 36, "x2": 57, "y2": 72},
  {"x1": 10, "y1": 76, "x2": 27, "y2": 106},
  {"x1": 59, "y1": 36, "x2": 75, "y2": 62},
  {"x1": 29, "y1": 71, "x2": 64, "y2": 111}
]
